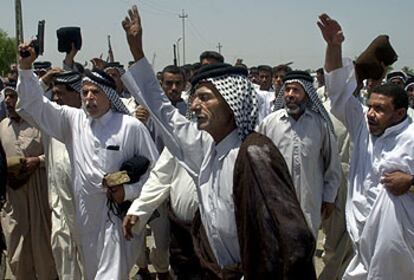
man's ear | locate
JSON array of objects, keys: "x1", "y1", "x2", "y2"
[{"x1": 394, "y1": 107, "x2": 407, "y2": 122}]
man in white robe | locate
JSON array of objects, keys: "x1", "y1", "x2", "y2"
[
  {"x1": 121, "y1": 6, "x2": 316, "y2": 279},
  {"x1": 257, "y1": 70, "x2": 341, "y2": 237},
  {"x1": 16, "y1": 44, "x2": 159, "y2": 280},
  {"x1": 121, "y1": 5, "x2": 256, "y2": 275},
  {"x1": 318, "y1": 13, "x2": 414, "y2": 279}
]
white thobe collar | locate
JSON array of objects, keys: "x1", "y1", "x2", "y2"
[
  {"x1": 215, "y1": 129, "x2": 240, "y2": 161},
  {"x1": 278, "y1": 108, "x2": 313, "y2": 122},
  {"x1": 372, "y1": 117, "x2": 410, "y2": 140},
  {"x1": 88, "y1": 109, "x2": 114, "y2": 126}
]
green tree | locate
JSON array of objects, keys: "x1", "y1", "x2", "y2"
[
  {"x1": 401, "y1": 66, "x2": 414, "y2": 76},
  {"x1": 0, "y1": 29, "x2": 17, "y2": 76}
]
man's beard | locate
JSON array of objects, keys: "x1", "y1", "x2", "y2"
[{"x1": 285, "y1": 102, "x2": 306, "y2": 116}]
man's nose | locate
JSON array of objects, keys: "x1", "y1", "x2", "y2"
[{"x1": 190, "y1": 97, "x2": 201, "y2": 111}]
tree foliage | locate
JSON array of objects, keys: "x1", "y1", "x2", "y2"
[
  {"x1": 0, "y1": 29, "x2": 17, "y2": 76},
  {"x1": 401, "y1": 66, "x2": 414, "y2": 76}
]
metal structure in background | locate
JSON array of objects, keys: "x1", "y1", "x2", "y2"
[
  {"x1": 107, "y1": 35, "x2": 114, "y2": 62},
  {"x1": 179, "y1": 9, "x2": 188, "y2": 65},
  {"x1": 176, "y1": 37, "x2": 182, "y2": 66},
  {"x1": 173, "y1": 44, "x2": 177, "y2": 66},
  {"x1": 15, "y1": 0, "x2": 24, "y2": 52},
  {"x1": 217, "y1": 42, "x2": 222, "y2": 54}
]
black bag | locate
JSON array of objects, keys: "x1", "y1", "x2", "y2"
[{"x1": 56, "y1": 27, "x2": 82, "y2": 53}]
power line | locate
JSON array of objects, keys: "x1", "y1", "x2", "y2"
[
  {"x1": 137, "y1": 0, "x2": 177, "y2": 16},
  {"x1": 187, "y1": 18, "x2": 210, "y2": 48}
]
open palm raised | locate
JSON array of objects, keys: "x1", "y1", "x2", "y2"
[
  {"x1": 317, "y1": 14, "x2": 345, "y2": 46},
  {"x1": 122, "y1": 5, "x2": 144, "y2": 61}
]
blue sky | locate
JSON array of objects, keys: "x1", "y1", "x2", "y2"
[{"x1": 1, "y1": 0, "x2": 413, "y2": 71}]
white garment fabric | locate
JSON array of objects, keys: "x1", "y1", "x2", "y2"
[
  {"x1": 135, "y1": 202, "x2": 170, "y2": 273},
  {"x1": 128, "y1": 148, "x2": 198, "y2": 230},
  {"x1": 47, "y1": 138, "x2": 84, "y2": 280},
  {"x1": 122, "y1": 57, "x2": 242, "y2": 267},
  {"x1": 17, "y1": 69, "x2": 159, "y2": 280},
  {"x1": 257, "y1": 109, "x2": 341, "y2": 236},
  {"x1": 121, "y1": 96, "x2": 138, "y2": 115},
  {"x1": 256, "y1": 89, "x2": 274, "y2": 124},
  {"x1": 407, "y1": 107, "x2": 414, "y2": 119},
  {"x1": 320, "y1": 99, "x2": 353, "y2": 280},
  {"x1": 325, "y1": 58, "x2": 414, "y2": 280},
  {"x1": 317, "y1": 85, "x2": 327, "y2": 102},
  {"x1": 145, "y1": 100, "x2": 187, "y2": 153},
  {"x1": 16, "y1": 78, "x2": 85, "y2": 280}
]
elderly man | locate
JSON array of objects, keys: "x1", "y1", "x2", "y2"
[
  {"x1": 121, "y1": 6, "x2": 315, "y2": 279},
  {"x1": 16, "y1": 43, "x2": 158, "y2": 279},
  {"x1": 319, "y1": 14, "x2": 414, "y2": 279},
  {"x1": 0, "y1": 85, "x2": 57, "y2": 279},
  {"x1": 257, "y1": 70, "x2": 341, "y2": 237}
]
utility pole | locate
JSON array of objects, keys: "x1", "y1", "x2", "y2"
[
  {"x1": 179, "y1": 10, "x2": 188, "y2": 65},
  {"x1": 173, "y1": 44, "x2": 177, "y2": 66},
  {"x1": 217, "y1": 42, "x2": 222, "y2": 54},
  {"x1": 15, "y1": 0, "x2": 24, "y2": 49},
  {"x1": 176, "y1": 37, "x2": 182, "y2": 66},
  {"x1": 151, "y1": 52, "x2": 156, "y2": 68}
]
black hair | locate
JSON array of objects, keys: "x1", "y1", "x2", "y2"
[
  {"x1": 272, "y1": 64, "x2": 292, "y2": 75},
  {"x1": 161, "y1": 65, "x2": 185, "y2": 81},
  {"x1": 53, "y1": 83, "x2": 76, "y2": 93},
  {"x1": 257, "y1": 65, "x2": 272, "y2": 74},
  {"x1": 199, "y1": 51, "x2": 224, "y2": 63},
  {"x1": 370, "y1": 84, "x2": 408, "y2": 110},
  {"x1": 316, "y1": 68, "x2": 324, "y2": 75}
]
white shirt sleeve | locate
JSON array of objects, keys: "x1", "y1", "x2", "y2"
[
  {"x1": 127, "y1": 149, "x2": 174, "y2": 223},
  {"x1": 122, "y1": 57, "x2": 210, "y2": 180},
  {"x1": 325, "y1": 58, "x2": 365, "y2": 141},
  {"x1": 123, "y1": 121, "x2": 160, "y2": 201},
  {"x1": 17, "y1": 69, "x2": 75, "y2": 144}
]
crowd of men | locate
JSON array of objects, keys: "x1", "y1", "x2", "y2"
[{"x1": 0, "y1": 6, "x2": 413, "y2": 280}]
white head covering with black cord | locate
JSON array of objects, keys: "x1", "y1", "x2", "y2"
[
  {"x1": 190, "y1": 63, "x2": 258, "y2": 141},
  {"x1": 82, "y1": 69, "x2": 130, "y2": 115},
  {"x1": 273, "y1": 70, "x2": 336, "y2": 136}
]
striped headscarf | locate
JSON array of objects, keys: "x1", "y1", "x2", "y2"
[
  {"x1": 82, "y1": 70, "x2": 129, "y2": 115},
  {"x1": 190, "y1": 64, "x2": 258, "y2": 141},
  {"x1": 54, "y1": 71, "x2": 82, "y2": 93},
  {"x1": 273, "y1": 71, "x2": 335, "y2": 136}
]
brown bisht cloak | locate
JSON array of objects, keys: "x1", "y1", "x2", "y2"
[{"x1": 233, "y1": 132, "x2": 316, "y2": 279}]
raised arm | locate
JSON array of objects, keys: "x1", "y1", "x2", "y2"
[
  {"x1": 317, "y1": 14, "x2": 344, "y2": 73},
  {"x1": 317, "y1": 14, "x2": 365, "y2": 140},
  {"x1": 121, "y1": 6, "x2": 208, "y2": 178},
  {"x1": 17, "y1": 42, "x2": 76, "y2": 143}
]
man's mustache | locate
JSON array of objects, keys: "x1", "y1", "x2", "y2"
[{"x1": 84, "y1": 100, "x2": 98, "y2": 109}]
